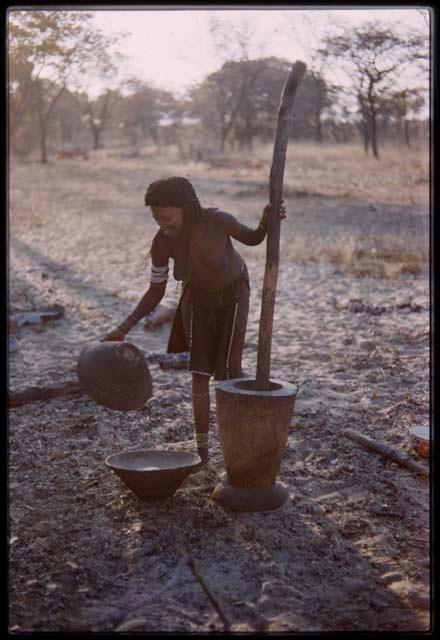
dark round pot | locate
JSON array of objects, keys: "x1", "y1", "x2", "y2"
[{"x1": 77, "y1": 341, "x2": 153, "y2": 411}]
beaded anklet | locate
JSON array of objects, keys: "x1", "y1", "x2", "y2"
[{"x1": 194, "y1": 432, "x2": 210, "y2": 448}]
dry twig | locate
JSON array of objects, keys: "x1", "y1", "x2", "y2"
[
  {"x1": 343, "y1": 428, "x2": 428, "y2": 479},
  {"x1": 114, "y1": 557, "x2": 187, "y2": 632},
  {"x1": 9, "y1": 381, "x2": 83, "y2": 407},
  {"x1": 183, "y1": 551, "x2": 231, "y2": 631}
]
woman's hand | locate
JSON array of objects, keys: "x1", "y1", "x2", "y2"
[
  {"x1": 100, "y1": 327, "x2": 126, "y2": 342},
  {"x1": 262, "y1": 200, "x2": 286, "y2": 227}
]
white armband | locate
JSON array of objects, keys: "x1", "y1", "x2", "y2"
[{"x1": 150, "y1": 264, "x2": 169, "y2": 284}]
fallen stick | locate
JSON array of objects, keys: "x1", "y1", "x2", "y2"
[
  {"x1": 9, "y1": 305, "x2": 65, "y2": 333},
  {"x1": 9, "y1": 353, "x2": 190, "y2": 408},
  {"x1": 143, "y1": 305, "x2": 176, "y2": 331},
  {"x1": 342, "y1": 428, "x2": 429, "y2": 479},
  {"x1": 9, "y1": 381, "x2": 83, "y2": 407},
  {"x1": 184, "y1": 553, "x2": 231, "y2": 631},
  {"x1": 154, "y1": 353, "x2": 189, "y2": 370}
]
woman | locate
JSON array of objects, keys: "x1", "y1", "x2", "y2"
[{"x1": 102, "y1": 176, "x2": 285, "y2": 463}]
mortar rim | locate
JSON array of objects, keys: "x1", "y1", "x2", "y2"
[{"x1": 215, "y1": 376, "x2": 297, "y2": 398}]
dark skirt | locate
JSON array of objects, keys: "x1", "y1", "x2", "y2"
[{"x1": 167, "y1": 264, "x2": 250, "y2": 380}]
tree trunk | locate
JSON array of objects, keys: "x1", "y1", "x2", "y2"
[
  {"x1": 244, "y1": 116, "x2": 254, "y2": 150},
  {"x1": 331, "y1": 121, "x2": 341, "y2": 142},
  {"x1": 364, "y1": 122, "x2": 370, "y2": 154},
  {"x1": 358, "y1": 120, "x2": 370, "y2": 154},
  {"x1": 315, "y1": 111, "x2": 323, "y2": 143},
  {"x1": 358, "y1": 91, "x2": 371, "y2": 155},
  {"x1": 245, "y1": 133, "x2": 253, "y2": 151},
  {"x1": 220, "y1": 129, "x2": 227, "y2": 153},
  {"x1": 9, "y1": 79, "x2": 32, "y2": 138},
  {"x1": 35, "y1": 85, "x2": 48, "y2": 164},
  {"x1": 35, "y1": 80, "x2": 66, "y2": 164},
  {"x1": 367, "y1": 81, "x2": 380, "y2": 160},
  {"x1": 371, "y1": 111, "x2": 379, "y2": 160},
  {"x1": 404, "y1": 119, "x2": 411, "y2": 147},
  {"x1": 148, "y1": 125, "x2": 158, "y2": 144},
  {"x1": 40, "y1": 117, "x2": 48, "y2": 164},
  {"x1": 92, "y1": 126, "x2": 100, "y2": 151}
]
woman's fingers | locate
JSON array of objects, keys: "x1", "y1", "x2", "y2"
[
  {"x1": 264, "y1": 202, "x2": 286, "y2": 222},
  {"x1": 100, "y1": 330, "x2": 124, "y2": 342}
]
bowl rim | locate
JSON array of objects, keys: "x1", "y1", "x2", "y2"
[{"x1": 105, "y1": 448, "x2": 201, "y2": 472}]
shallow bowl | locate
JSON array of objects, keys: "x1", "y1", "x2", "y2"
[{"x1": 105, "y1": 449, "x2": 201, "y2": 501}]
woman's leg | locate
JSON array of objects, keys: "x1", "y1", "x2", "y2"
[{"x1": 192, "y1": 372, "x2": 211, "y2": 463}]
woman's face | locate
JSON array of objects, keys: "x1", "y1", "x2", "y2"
[{"x1": 150, "y1": 206, "x2": 184, "y2": 238}]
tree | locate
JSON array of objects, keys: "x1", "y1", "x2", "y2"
[
  {"x1": 232, "y1": 57, "x2": 292, "y2": 150},
  {"x1": 52, "y1": 88, "x2": 84, "y2": 148},
  {"x1": 381, "y1": 88, "x2": 425, "y2": 147},
  {"x1": 190, "y1": 59, "x2": 266, "y2": 152},
  {"x1": 408, "y1": 11, "x2": 431, "y2": 69},
  {"x1": 321, "y1": 21, "x2": 425, "y2": 159},
  {"x1": 291, "y1": 71, "x2": 332, "y2": 142},
  {"x1": 118, "y1": 82, "x2": 177, "y2": 147},
  {"x1": 189, "y1": 56, "x2": 332, "y2": 150},
  {"x1": 356, "y1": 76, "x2": 373, "y2": 154},
  {"x1": 208, "y1": 14, "x2": 266, "y2": 63},
  {"x1": 8, "y1": 48, "x2": 34, "y2": 139},
  {"x1": 231, "y1": 60, "x2": 332, "y2": 147},
  {"x1": 8, "y1": 10, "x2": 118, "y2": 162},
  {"x1": 82, "y1": 89, "x2": 122, "y2": 150}
]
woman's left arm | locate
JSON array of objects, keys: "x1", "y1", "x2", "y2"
[{"x1": 214, "y1": 204, "x2": 286, "y2": 246}]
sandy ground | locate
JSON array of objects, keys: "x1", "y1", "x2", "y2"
[{"x1": 8, "y1": 147, "x2": 431, "y2": 632}]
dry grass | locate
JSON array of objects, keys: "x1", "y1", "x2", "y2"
[
  {"x1": 283, "y1": 142, "x2": 430, "y2": 206},
  {"x1": 287, "y1": 230, "x2": 429, "y2": 279},
  {"x1": 194, "y1": 140, "x2": 430, "y2": 206},
  {"x1": 9, "y1": 140, "x2": 430, "y2": 281},
  {"x1": 276, "y1": 142, "x2": 429, "y2": 279}
]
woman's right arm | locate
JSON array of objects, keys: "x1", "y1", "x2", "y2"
[
  {"x1": 115, "y1": 281, "x2": 167, "y2": 336},
  {"x1": 212, "y1": 203, "x2": 286, "y2": 247},
  {"x1": 101, "y1": 233, "x2": 170, "y2": 341}
]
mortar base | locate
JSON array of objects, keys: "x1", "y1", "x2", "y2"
[{"x1": 211, "y1": 475, "x2": 289, "y2": 512}]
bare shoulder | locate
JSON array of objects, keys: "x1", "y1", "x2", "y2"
[{"x1": 208, "y1": 208, "x2": 239, "y2": 231}]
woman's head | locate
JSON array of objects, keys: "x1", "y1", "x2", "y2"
[
  {"x1": 144, "y1": 176, "x2": 202, "y2": 238},
  {"x1": 149, "y1": 205, "x2": 184, "y2": 238}
]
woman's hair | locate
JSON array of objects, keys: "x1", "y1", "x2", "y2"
[
  {"x1": 144, "y1": 176, "x2": 199, "y2": 208},
  {"x1": 142, "y1": 176, "x2": 206, "y2": 280}
]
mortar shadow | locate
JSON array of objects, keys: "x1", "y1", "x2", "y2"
[{"x1": 101, "y1": 447, "x2": 431, "y2": 633}]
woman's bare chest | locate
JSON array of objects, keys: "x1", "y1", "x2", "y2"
[{"x1": 190, "y1": 222, "x2": 228, "y2": 271}]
